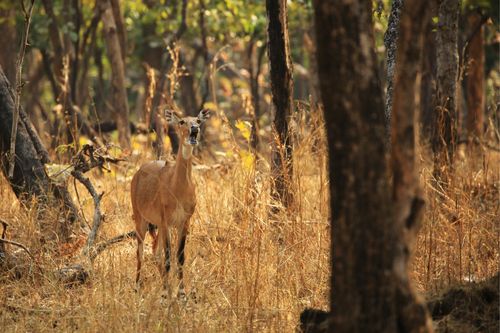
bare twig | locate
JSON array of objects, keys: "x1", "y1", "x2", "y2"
[
  {"x1": 8, "y1": 0, "x2": 36, "y2": 178},
  {"x1": 90, "y1": 230, "x2": 136, "y2": 260}
]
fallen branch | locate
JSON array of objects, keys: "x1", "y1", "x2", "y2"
[{"x1": 90, "y1": 230, "x2": 136, "y2": 260}]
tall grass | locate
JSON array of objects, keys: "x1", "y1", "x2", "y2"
[{"x1": 0, "y1": 110, "x2": 498, "y2": 332}]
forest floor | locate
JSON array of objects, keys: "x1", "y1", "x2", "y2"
[{"x1": 0, "y1": 127, "x2": 498, "y2": 332}]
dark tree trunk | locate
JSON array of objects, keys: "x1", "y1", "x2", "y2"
[
  {"x1": 266, "y1": 0, "x2": 294, "y2": 208},
  {"x1": 384, "y1": 0, "x2": 404, "y2": 139},
  {"x1": 312, "y1": 0, "x2": 432, "y2": 331},
  {"x1": 465, "y1": 11, "x2": 485, "y2": 141},
  {"x1": 99, "y1": 0, "x2": 131, "y2": 149},
  {"x1": 433, "y1": 0, "x2": 459, "y2": 173},
  {"x1": 0, "y1": 68, "x2": 79, "y2": 236}
]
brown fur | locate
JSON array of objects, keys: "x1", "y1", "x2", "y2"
[{"x1": 131, "y1": 111, "x2": 209, "y2": 291}]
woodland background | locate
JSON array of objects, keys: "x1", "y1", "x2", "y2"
[{"x1": 0, "y1": 0, "x2": 499, "y2": 332}]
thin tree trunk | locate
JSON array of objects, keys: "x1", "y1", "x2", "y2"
[
  {"x1": 110, "y1": 0, "x2": 127, "y2": 63},
  {"x1": 420, "y1": 10, "x2": 437, "y2": 139},
  {"x1": 391, "y1": 0, "x2": 434, "y2": 330},
  {"x1": 99, "y1": 0, "x2": 131, "y2": 149},
  {"x1": 433, "y1": 0, "x2": 459, "y2": 173},
  {"x1": 384, "y1": 0, "x2": 403, "y2": 139},
  {"x1": 41, "y1": 0, "x2": 102, "y2": 149},
  {"x1": 465, "y1": 11, "x2": 485, "y2": 141},
  {"x1": 0, "y1": 3, "x2": 17, "y2": 84},
  {"x1": 0, "y1": 68, "x2": 79, "y2": 236},
  {"x1": 266, "y1": 0, "x2": 294, "y2": 208}
]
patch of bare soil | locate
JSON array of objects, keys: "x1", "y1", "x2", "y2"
[{"x1": 427, "y1": 273, "x2": 499, "y2": 333}]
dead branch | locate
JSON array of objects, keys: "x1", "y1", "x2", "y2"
[
  {"x1": 90, "y1": 230, "x2": 136, "y2": 260},
  {"x1": 69, "y1": 144, "x2": 124, "y2": 257}
]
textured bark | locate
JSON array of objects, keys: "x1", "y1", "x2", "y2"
[
  {"x1": 0, "y1": 68, "x2": 79, "y2": 233},
  {"x1": 100, "y1": 0, "x2": 131, "y2": 149},
  {"x1": 266, "y1": 0, "x2": 294, "y2": 208},
  {"x1": 391, "y1": 0, "x2": 434, "y2": 331},
  {"x1": 433, "y1": 0, "x2": 459, "y2": 171},
  {"x1": 313, "y1": 1, "x2": 395, "y2": 331},
  {"x1": 384, "y1": 0, "x2": 404, "y2": 138},
  {"x1": 312, "y1": 1, "x2": 434, "y2": 332},
  {"x1": 465, "y1": 12, "x2": 485, "y2": 141}
]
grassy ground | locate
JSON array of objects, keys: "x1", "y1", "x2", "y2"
[{"x1": 0, "y1": 119, "x2": 498, "y2": 332}]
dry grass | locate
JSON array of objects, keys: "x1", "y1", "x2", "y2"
[{"x1": 0, "y1": 115, "x2": 498, "y2": 332}]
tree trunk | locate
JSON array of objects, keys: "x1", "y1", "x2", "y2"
[
  {"x1": 465, "y1": 11, "x2": 485, "y2": 141},
  {"x1": 0, "y1": 67, "x2": 79, "y2": 236},
  {"x1": 312, "y1": 1, "x2": 433, "y2": 331},
  {"x1": 384, "y1": 0, "x2": 404, "y2": 140},
  {"x1": 99, "y1": 0, "x2": 131, "y2": 149},
  {"x1": 110, "y1": 0, "x2": 127, "y2": 63},
  {"x1": 391, "y1": 0, "x2": 434, "y2": 330},
  {"x1": 420, "y1": 10, "x2": 437, "y2": 139},
  {"x1": 433, "y1": 0, "x2": 459, "y2": 173},
  {"x1": 266, "y1": 0, "x2": 294, "y2": 208},
  {"x1": 41, "y1": 0, "x2": 102, "y2": 149}
]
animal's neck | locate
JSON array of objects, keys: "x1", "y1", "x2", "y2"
[{"x1": 174, "y1": 144, "x2": 193, "y2": 184}]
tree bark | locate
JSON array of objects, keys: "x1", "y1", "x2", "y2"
[
  {"x1": 266, "y1": 0, "x2": 294, "y2": 208},
  {"x1": 465, "y1": 11, "x2": 485, "y2": 141},
  {"x1": 391, "y1": 0, "x2": 434, "y2": 330},
  {"x1": 312, "y1": 1, "x2": 433, "y2": 331},
  {"x1": 99, "y1": 0, "x2": 131, "y2": 149},
  {"x1": 384, "y1": 0, "x2": 404, "y2": 140},
  {"x1": 0, "y1": 67, "x2": 79, "y2": 235},
  {"x1": 433, "y1": 0, "x2": 459, "y2": 173}
]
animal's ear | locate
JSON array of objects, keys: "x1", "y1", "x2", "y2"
[
  {"x1": 197, "y1": 109, "x2": 211, "y2": 123},
  {"x1": 165, "y1": 109, "x2": 181, "y2": 124}
]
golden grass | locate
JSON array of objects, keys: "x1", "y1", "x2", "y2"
[{"x1": 0, "y1": 120, "x2": 498, "y2": 332}]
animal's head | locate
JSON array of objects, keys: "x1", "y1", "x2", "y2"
[{"x1": 165, "y1": 109, "x2": 211, "y2": 146}]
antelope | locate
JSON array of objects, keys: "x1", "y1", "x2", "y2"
[{"x1": 131, "y1": 108, "x2": 210, "y2": 294}]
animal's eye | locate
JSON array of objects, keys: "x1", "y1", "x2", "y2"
[
  {"x1": 196, "y1": 119, "x2": 201, "y2": 124},
  {"x1": 179, "y1": 120, "x2": 185, "y2": 125}
]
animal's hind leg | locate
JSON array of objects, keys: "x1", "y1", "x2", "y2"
[
  {"x1": 164, "y1": 230, "x2": 171, "y2": 274},
  {"x1": 148, "y1": 223, "x2": 158, "y2": 254},
  {"x1": 135, "y1": 218, "x2": 148, "y2": 288},
  {"x1": 177, "y1": 225, "x2": 189, "y2": 294}
]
